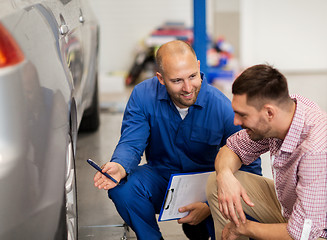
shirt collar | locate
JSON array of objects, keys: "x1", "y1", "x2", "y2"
[
  {"x1": 157, "y1": 77, "x2": 169, "y2": 101},
  {"x1": 194, "y1": 72, "x2": 208, "y2": 108},
  {"x1": 157, "y1": 72, "x2": 208, "y2": 108},
  {"x1": 280, "y1": 95, "x2": 305, "y2": 153}
]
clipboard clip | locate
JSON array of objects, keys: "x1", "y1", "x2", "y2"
[{"x1": 164, "y1": 189, "x2": 174, "y2": 210}]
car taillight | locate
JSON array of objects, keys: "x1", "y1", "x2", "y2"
[{"x1": 0, "y1": 23, "x2": 24, "y2": 68}]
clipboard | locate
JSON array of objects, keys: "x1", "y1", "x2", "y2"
[{"x1": 158, "y1": 171, "x2": 213, "y2": 222}]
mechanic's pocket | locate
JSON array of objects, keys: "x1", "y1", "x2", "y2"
[{"x1": 190, "y1": 127, "x2": 222, "y2": 145}]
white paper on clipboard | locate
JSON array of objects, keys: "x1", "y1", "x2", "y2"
[{"x1": 158, "y1": 171, "x2": 213, "y2": 222}]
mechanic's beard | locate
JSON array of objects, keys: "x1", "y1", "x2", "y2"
[{"x1": 177, "y1": 88, "x2": 200, "y2": 107}]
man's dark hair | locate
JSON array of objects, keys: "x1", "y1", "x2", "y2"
[{"x1": 232, "y1": 64, "x2": 291, "y2": 109}]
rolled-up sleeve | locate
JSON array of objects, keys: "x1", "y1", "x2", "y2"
[{"x1": 226, "y1": 129, "x2": 270, "y2": 165}]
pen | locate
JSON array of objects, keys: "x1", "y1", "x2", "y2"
[{"x1": 87, "y1": 159, "x2": 118, "y2": 184}]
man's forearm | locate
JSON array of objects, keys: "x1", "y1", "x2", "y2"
[{"x1": 215, "y1": 145, "x2": 242, "y2": 174}]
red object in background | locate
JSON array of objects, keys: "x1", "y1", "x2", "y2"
[
  {"x1": 151, "y1": 28, "x2": 193, "y2": 38},
  {"x1": 0, "y1": 23, "x2": 24, "y2": 68},
  {"x1": 150, "y1": 28, "x2": 193, "y2": 45}
]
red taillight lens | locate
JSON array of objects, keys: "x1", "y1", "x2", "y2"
[{"x1": 0, "y1": 23, "x2": 24, "y2": 68}]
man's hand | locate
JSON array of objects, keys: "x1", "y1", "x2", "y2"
[
  {"x1": 221, "y1": 221, "x2": 243, "y2": 240},
  {"x1": 222, "y1": 220, "x2": 292, "y2": 240},
  {"x1": 217, "y1": 171, "x2": 254, "y2": 226},
  {"x1": 93, "y1": 162, "x2": 126, "y2": 190},
  {"x1": 177, "y1": 202, "x2": 211, "y2": 225}
]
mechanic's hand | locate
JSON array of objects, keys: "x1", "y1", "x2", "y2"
[
  {"x1": 177, "y1": 202, "x2": 211, "y2": 225},
  {"x1": 93, "y1": 162, "x2": 126, "y2": 190},
  {"x1": 217, "y1": 171, "x2": 254, "y2": 227}
]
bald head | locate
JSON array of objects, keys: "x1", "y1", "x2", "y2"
[{"x1": 155, "y1": 40, "x2": 197, "y2": 75}]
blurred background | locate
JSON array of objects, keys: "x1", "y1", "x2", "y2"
[{"x1": 88, "y1": 0, "x2": 327, "y2": 113}]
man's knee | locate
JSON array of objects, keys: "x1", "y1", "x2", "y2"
[
  {"x1": 108, "y1": 177, "x2": 144, "y2": 206},
  {"x1": 206, "y1": 172, "x2": 217, "y2": 204}
]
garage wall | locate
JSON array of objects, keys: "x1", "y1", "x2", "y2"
[
  {"x1": 213, "y1": 0, "x2": 327, "y2": 72},
  {"x1": 213, "y1": 0, "x2": 240, "y2": 58},
  {"x1": 240, "y1": 0, "x2": 327, "y2": 72}
]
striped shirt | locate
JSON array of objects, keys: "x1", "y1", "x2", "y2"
[{"x1": 227, "y1": 95, "x2": 327, "y2": 240}]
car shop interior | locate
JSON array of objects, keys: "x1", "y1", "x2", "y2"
[{"x1": 1, "y1": 0, "x2": 326, "y2": 240}]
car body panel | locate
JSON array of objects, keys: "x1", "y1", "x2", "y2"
[{"x1": 0, "y1": 0, "x2": 99, "y2": 238}]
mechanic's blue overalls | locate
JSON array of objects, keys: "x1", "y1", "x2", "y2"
[{"x1": 108, "y1": 77, "x2": 262, "y2": 240}]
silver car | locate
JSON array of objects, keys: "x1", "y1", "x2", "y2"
[{"x1": 0, "y1": 0, "x2": 99, "y2": 239}]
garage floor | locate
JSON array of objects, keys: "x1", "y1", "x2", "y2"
[{"x1": 75, "y1": 89, "x2": 187, "y2": 240}]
